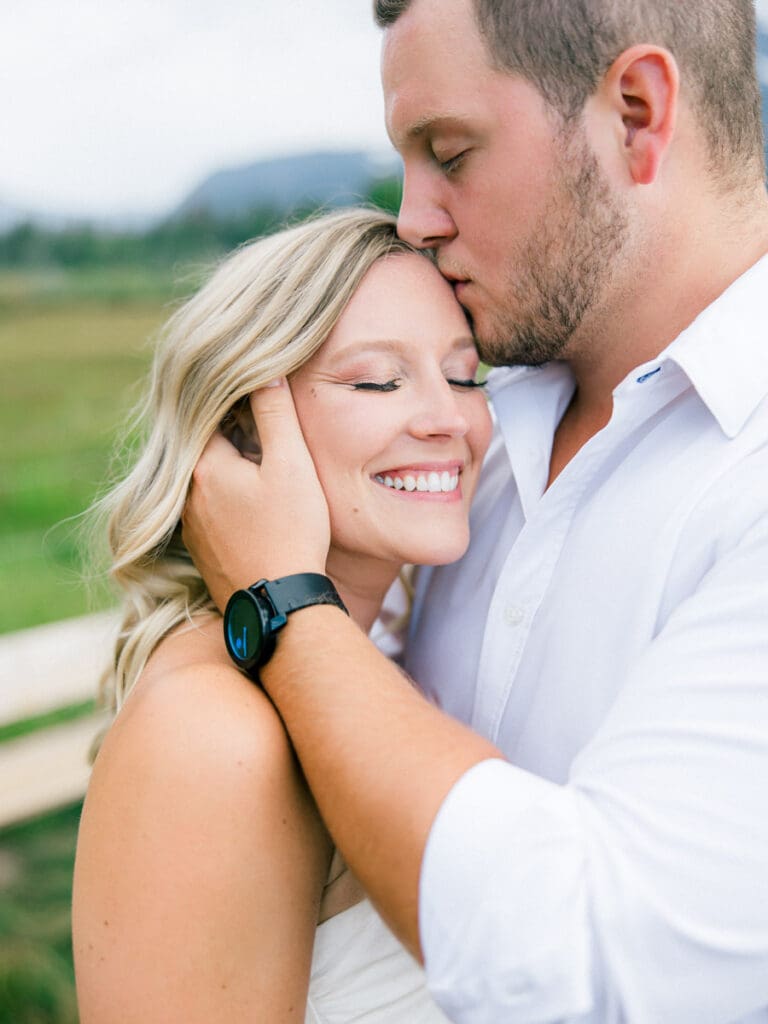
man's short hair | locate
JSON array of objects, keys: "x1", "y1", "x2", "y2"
[{"x1": 374, "y1": 0, "x2": 765, "y2": 186}]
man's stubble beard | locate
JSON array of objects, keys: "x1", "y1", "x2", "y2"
[{"x1": 474, "y1": 130, "x2": 631, "y2": 368}]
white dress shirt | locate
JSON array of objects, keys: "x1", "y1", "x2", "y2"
[{"x1": 406, "y1": 254, "x2": 768, "y2": 1024}]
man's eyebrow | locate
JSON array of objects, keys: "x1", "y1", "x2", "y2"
[{"x1": 403, "y1": 114, "x2": 469, "y2": 142}]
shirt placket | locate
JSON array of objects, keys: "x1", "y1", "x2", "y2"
[
  {"x1": 471, "y1": 448, "x2": 603, "y2": 741},
  {"x1": 472, "y1": 362, "x2": 690, "y2": 745}
]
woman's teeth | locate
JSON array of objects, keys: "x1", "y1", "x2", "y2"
[{"x1": 374, "y1": 471, "x2": 459, "y2": 493}]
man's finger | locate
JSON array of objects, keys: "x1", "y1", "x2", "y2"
[
  {"x1": 199, "y1": 428, "x2": 243, "y2": 463},
  {"x1": 192, "y1": 429, "x2": 247, "y2": 487},
  {"x1": 249, "y1": 378, "x2": 310, "y2": 460}
]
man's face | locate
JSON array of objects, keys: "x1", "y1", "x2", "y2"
[{"x1": 382, "y1": 0, "x2": 629, "y2": 367}]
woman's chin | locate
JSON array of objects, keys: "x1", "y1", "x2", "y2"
[
  {"x1": 407, "y1": 531, "x2": 471, "y2": 568},
  {"x1": 329, "y1": 523, "x2": 471, "y2": 575}
]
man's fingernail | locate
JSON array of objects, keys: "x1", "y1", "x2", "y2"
[{"x1": 262, "y1": 377, "x2": 286, "y2": 389}]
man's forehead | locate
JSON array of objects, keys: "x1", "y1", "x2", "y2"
[
  {"x1": 381, "y1": 0, "x2": 490, "y2": 143},
  {"x1": 380, "y1": 0, "x2": 487, "y2": 90}
]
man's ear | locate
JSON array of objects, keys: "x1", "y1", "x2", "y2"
[{"x1": 602, "y1": 45, "x2": 680, "y2": 185}]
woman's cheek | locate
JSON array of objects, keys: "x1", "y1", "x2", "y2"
[{"x1": 465, "y1": 400, "x2": 493, "y2": 498}]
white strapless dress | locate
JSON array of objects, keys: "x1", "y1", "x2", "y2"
[{"x1": 305, "y1": 898, "x2": 450, "y2": 1023}]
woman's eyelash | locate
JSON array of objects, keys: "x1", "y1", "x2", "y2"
[
  {"x1": 351, "y1": 378, "x2": 485, "y2": 392},
  {"x1": 352, "y1": 379, "x2": 402, "y2": 392},
  {"x1": 448, "y1": 378, "x2": 486, "y2": 389}
]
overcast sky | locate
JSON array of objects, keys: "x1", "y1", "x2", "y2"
[
  {"x1": 3, "y1": 1, "x2": 768, "y2": 223},
  {"x1": 0, "y1": 0, "x2": 390, "y2": 221}
]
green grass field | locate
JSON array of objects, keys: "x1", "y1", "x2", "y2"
[
  {"x1": 0, "y1": 271, "x2": 183, "y2": 633},
  {"x1": 0, "y1": 803, "x2": 82, "y2": 1024},
  {"x1": 0, "y1": 269, "x2": 179, "y2": 1020}
]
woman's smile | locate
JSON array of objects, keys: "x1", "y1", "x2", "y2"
[{"x1": 372, "y1": 462, "x2": 463, "y2": 498}]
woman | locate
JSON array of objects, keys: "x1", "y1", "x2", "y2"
[{"x1": 72, "y1": 207, "x2": 492, "y2": 1022}]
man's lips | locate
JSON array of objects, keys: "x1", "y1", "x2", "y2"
[
  {"x1": 439, "y1": 266, "x2": 470, "y2": 289},
  {"x1": 441, "y1": 274, "x2": 471, "y2": 303}
]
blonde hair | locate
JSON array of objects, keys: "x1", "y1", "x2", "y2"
[{"x1": 95, "y1": 208, "x2": 420, "y2": 710}]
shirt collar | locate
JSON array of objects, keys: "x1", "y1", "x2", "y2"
[
  {"x1": 637, "y1": 253, "x2": 768, "y2": 439},
  {"x1": 485, "y1": 361, "x2": 571, "y2": 399}
]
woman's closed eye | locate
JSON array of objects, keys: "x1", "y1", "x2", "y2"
[
  {"x1": 351, "y1": 379, "x2": 402, "y2": 392},
  {"x1": 447, "y1": 378, "x2": 486, "y2": 390},
  {"x1": 351, "y1": 377, "x2": 485, "y2": 392}
]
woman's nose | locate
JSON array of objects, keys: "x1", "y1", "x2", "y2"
[{"x1": 408, "y1": 382, "x2": 470, "y2": 439}]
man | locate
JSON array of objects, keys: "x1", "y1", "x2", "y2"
[{"x1": 183, "y1": 0, "x2": 768, "y2": 1019}]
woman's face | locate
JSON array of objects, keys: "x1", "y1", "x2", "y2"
[{"x1": 291, "y1": 253, "x2": 493, "y2": 574}]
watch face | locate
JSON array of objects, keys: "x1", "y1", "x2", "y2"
[{"x1": 225, "y1": 592, "x2": 264, "y2": 665}]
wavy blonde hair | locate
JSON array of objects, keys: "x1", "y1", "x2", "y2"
[{"x1": 95, "y1": 208, "x2": 420, "y2": 710}]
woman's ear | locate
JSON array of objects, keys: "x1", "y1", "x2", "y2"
[{"x1": 603, "y1": 45, "x2": 680, "y2": 185}]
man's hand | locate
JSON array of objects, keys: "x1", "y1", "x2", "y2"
[{"x1": 183, "y1": 380, "x2": 331, "y2": 611}]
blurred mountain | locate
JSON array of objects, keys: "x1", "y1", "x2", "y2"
[
  {"x1": 172, "y1": 149, "x2": 401, "y2": 220},
  {"x1": 0, "y1": 200, "x2": 24, "y2": 232}
]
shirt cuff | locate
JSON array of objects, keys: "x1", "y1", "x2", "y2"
[{"x1": 419, "y1": 758, "x2": 593, "y2": 1024}]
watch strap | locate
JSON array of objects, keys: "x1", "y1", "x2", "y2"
[{"x1": 258, "y1": 573, "x2": 349, "y2": 618}]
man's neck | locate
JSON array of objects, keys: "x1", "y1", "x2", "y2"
[
  {"x1": 546, "y1": 390, "x2": 611, "y2": 489},
  {"x1": 547, "y1": 188, "x2": 768, "y2": 487}
]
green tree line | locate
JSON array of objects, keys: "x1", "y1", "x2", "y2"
[{"x1": 0, "y1": 178, "x2": 403, "y2": 270}]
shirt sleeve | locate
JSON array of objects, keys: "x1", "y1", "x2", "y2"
[{"x1": 419, "y1": 512, "x2": 768, "y2": 1024}]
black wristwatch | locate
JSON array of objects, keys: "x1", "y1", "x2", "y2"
[{"x1": 223, "y1": 573, "x2": 348, "y2": 678}]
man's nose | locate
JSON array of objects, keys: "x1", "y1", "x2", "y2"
[{"x1": 396, "y1": 168, "x2": 457, "y2": 249}]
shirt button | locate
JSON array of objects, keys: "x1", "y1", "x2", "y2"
[{"x1": 504, "y1": 606, "x2": 525, "y2": 627}]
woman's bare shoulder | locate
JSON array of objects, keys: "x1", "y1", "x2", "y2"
[
  {"x1": 74, "y1": 614, "x2": 331, "y2": 1022},
  {"x1": 94, "y1": 612, "x2": 291, "y2": 814},
  {"x1": 143, "y1": 609, "x2": 231, "y2": 678}
]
